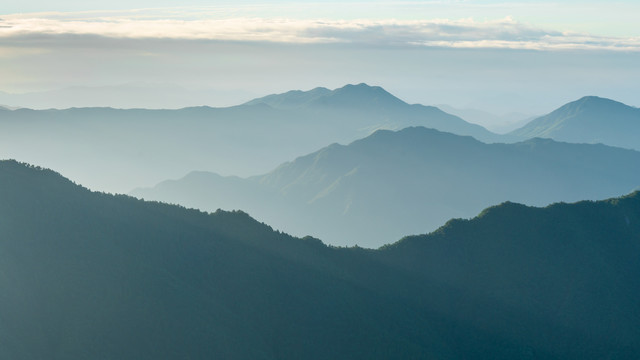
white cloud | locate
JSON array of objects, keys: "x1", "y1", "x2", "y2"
[{"x1": 0, "y1": 11, "x2": 639, "y2": 51}]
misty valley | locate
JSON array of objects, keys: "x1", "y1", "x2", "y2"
[{"x1": 1, "y1": 84, "x2": 639, "y2": 359}]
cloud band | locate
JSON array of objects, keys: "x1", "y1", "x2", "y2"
[{"x1": 1, "y1": 13, "x2": 639, "y2": 51}]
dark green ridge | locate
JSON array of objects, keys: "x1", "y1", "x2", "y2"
[{"x1": 1, "y1": 159, "x2": 639, "y2": 359}]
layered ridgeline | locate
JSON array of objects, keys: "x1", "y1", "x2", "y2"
[
  {"x1": 2, "y1": 160, "x2": 640, "y2": 359},
  {"x1": 244, "y1": 83, "x2": 502, "y2": 143},
  {"x1": 133, "y1": 126, "x2": 640, "y2": 248},
  {"x1": 511, "y1": 96, "x2": 640, "y2": 150},
  {"x1": 0, "y1": 84, "x2": 504, "y2": 193}
]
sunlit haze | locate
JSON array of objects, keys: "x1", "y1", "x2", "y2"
[{"x1": 1, "y1": 1, "x2": 638, "y2": 114}]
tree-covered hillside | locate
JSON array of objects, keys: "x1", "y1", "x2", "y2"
[{"x1": 1, "y1": 160, "x2": 639, "y2": 359}]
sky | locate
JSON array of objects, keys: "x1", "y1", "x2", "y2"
[{"x1": 1, "y1": 1, "x2": 639, "y2": 114}]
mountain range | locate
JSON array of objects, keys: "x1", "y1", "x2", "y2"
[
  {"x1": 1, "y1": 84, "x2": 637, "y2": 194},
  {"x1": 133, "y1": 126, "x2": 640, "y2": 248},
  {"x1": 243, "y1": 83, "x2": 505, "y2": 143},
  {"x1": 0, "y1": 84, "x2": 506, "y2": 193},
  {"x1": 510, "y1": 96, "x2": 640, "y2": 151},
  {"x1": 1, "y1": 159, "x2": 639, "y2": 359}
]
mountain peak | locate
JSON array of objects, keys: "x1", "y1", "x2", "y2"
[
  {"x1": 244, "y1": 83, "x2": 406, "y2": 109},
  {"x1": 577, "y1": 95, "x2": 607, "y2": 102},
  {"x1": 540, "y1": 96, "x2": 638, "y2": 122},
  {"x1": 509, "y1": 95, "x2": 640, "y2": 150},
  {"x1": 564, "y1": 95, "x2": 631, "y2": 112},
  {"x1": 320, "y1": 83, "x2": 407, "y2": 108},
  {"x1": 336, "y1": 83, "x2": 381, "y2": 92}
]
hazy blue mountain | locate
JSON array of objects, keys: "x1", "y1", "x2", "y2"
[
  {"x1": 247, "y1": 83, "x2": 406, "y2": 109},
  {"x1": 245, "y1": 83, "x2": 507, "y2": 143},
  {"x1": 0, "y1": 84, "x2": 504, "y2": 193},
  {"x1": 510, "y1": 96, "x2": 640, "y2": 150},
  {"x1": 0, "y1": 104, "x2": 301, "y2": 192},
  {"x1": 133, "y1": 126, "x2": 640, "y2": 248},
  {"x1": 243, "y1": 86, "x2": 332, "y2": 108},
  {"x1": 2, "y1": 159, "x2": 639, "y2": 359}
]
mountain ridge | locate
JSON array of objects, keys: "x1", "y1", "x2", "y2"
[
  {"x1": 244, "y1": 83, "x2": 407, "y2": 109},
  {"x1": 0, "y1": 84, "x2": 506, "y2": 193},
  {"x1": 2, "y1": 159, "x2": 640, "y2": 358},
  {"x1": 244, "y1": 83, "x2": 503, "y2": 143},
  {"x1": 133, "y1": 126, "x2": 640, "y2": 247},
  {"x1": 510, "y1": 95, "x2": 640, "y2": 150}
]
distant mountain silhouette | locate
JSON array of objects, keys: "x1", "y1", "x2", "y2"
[
  {"x1": 511, "y1": 96, "x2": 640, "y2": 150},
  {"x1": 244, "y1": 86, "x2": 332, "y2": 108},
  {"x1": 247, "y1": 83, "x2": 407, "y2": 109},
  {"x1": 133, "y1": 126, "x2": 640, "y2": 247},
  {"x1": 245, "y1": 83, "x2": 505, "y2": 143},
  {"x1": 2, "y1": 159, "x2": 639, "y2": 359},
  {"x1": 0, "y1": 84, "x2": 505, "y2": 193}
]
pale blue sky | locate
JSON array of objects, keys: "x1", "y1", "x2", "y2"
[{"x1": 0, "y1": 1, "x2": 638, "y2": 113}]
